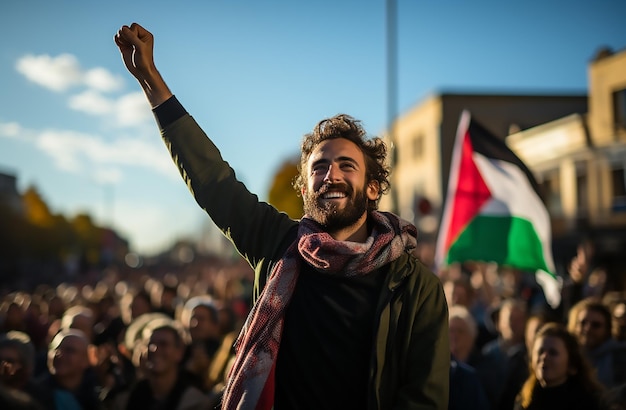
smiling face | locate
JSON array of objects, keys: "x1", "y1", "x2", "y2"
[
  {"x1": 532, "y1": 334, "x2": 571, "y2": 387},
  {"x1": 302, "y1": 138, "x2": 379, "y2": 235}
]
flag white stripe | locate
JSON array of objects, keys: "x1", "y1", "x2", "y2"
[{"x1": 473, "y1": 152, "x2": 555, "y2": 273}]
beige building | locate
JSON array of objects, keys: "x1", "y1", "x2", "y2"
[
  {"x1": 382, "y1": 46, "x2": 626, "y2": 282},
  {"x1": 381, "y1": 93, "x2": 587, "y2": 239},
  {"x1": 508, "y1": 47, "x2": 626, "y2": 284}
]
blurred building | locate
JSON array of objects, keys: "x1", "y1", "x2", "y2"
[
  {"x1": 380, "y1": 91, "x2": 587, "y2": 239},
  {"x1": 508, "y1": 47, "x2": 626, "y2": 284},
  {"x1": 0, "y1": 170, "x2": 24, "y2": 214},
  {"x1": 382, "y1": 46, "x2": 626, "y2": 284}
]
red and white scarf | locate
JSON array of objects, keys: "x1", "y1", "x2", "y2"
[{"x1": 221, "y1": 211, "x2": 418, "y2": 410}]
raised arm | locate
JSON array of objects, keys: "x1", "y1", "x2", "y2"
[
  {"x1": 113, "y1": 23, "x2": 297, "y2": 274},
  {"x1": 114, "y1": 23, "x2": 172, "y2": 108}
]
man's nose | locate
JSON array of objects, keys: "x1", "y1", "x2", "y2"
[{"x1": 323, "y1": 165, "x2": 339, "y2": 183}]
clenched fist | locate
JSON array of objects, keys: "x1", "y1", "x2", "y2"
[{"x1": 114, "y1": 23, "x2": 172, "y2": 107}]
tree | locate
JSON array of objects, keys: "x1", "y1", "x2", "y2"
[
  {"x1": 22, "y1": 186, "x2": 54, "y2": 227},
  {"x1": 267, "y1": 158, "x2": 303, "y2": 220}
]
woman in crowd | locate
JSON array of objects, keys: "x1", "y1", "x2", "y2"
[{"x1": 514, "y1": 322, "x2": 605, "y2": 410}]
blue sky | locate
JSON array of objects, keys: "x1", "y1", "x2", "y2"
[{"x1": 1, "y1": 0, "x2": 625, "y2": 255}]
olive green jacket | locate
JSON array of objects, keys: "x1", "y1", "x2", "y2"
[{"x1": 160, "y1": 110, "x2": 449, "y2": 409}]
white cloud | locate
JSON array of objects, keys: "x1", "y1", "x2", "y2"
[
  {"x1": 84, "y1": 67, "x2": 124, "y2": 92},
  {"x1": 68, "y1": 90, "x2": 114, "y2": 115},
  {"x1": 114, "y1": 92, "x2": 153, "y2": 127},
  {"x1": 14, "y1": 53, "x2": 152, "y2": 131},
  {"x1": 15, "y1": 53, "x2": 124, "y2": 94},
  {"x1": 67, "y1": 90, "x2": 153, "y2": 130},
  {"x1": 25, "y1": 125, "x2": 175, "y2": 179},
  {"x1": 16, "y1": 54, "x2": 83, "y2": 92},
  {"x1": 0, "y1": 122, "x2": 23, "y2": 139},
  {"x1": 36, "y1": 130, "x2": 89, "y2": 172}
]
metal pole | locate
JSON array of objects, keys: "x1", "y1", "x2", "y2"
[{"x1": 386, "y1": 0, "x2": 398, "y2": 213}]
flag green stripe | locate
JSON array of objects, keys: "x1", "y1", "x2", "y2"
[{"x1": 446, "y1": 215, "x2": 551, "y2": 273}]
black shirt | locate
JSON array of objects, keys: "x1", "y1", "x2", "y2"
[{"x1": 274, "y1": 261, "x2": 387, "y2": 410}]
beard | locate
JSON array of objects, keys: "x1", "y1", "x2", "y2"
[{"x1": 303, "y1": 181, "x2": 368, "y2": 232}]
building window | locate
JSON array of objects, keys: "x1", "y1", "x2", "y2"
[
  {"x1": 612, "y1": 167, "x2": 626, "y2": 212},
  {"x1": 613, "y1": 88, "x2": 626, "y2": 131}
]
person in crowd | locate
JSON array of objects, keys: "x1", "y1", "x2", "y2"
[
  {"x1": 602, "y1": 291, "x2": 626, "y2": 342},
  {"x1": 449, "y1": 305, "x2": 479, "y2": 365},
  {"x1": 472, "y1": 297, "x2": 529, "y2": 410},
  {"x1": 35, "y1": 317, "x2": 64, "y2": 380},
  {"x1": 115, "y1": 22, "x2": 450, "y2": 409},
  {"x1": 110, "y1": 319, "x2": 211, "y2": 410},
  {"x1": 0, "y1": 331, "x2": 52, "y2": 409},
  {"x1": 568, "y1": 297, "x2": 626, "y2": 389},
  {"x1": 1, "y1": 297, "x2": 27, "y2": 334},
  {"x1": 110, "y1": 285, "x2": 155, "y2": 373},
  {"x1": 120, "y1": 289, "x2": 153, "y2": 327},
  {"x1": 38, "y1": 328, "x2": 102, "y2": 410},
  {"x1": 180, "y1": 295, "x2": 221, "y2": 391},
  {"x1": 496, "y1": 298, "x2": 532, "y2": 410},
  {"x1": 443, "y1": 271, "x2": 496, "y2": 350},
  {"x1": 23, "y1": 295, "x2": 50, "y2": 354},
  {"x1": 150, "y1": 275, "x2": 179, "y2": 319},
  {"x1": 204, "y1": 302, "x2": 243, "y2": 407},
  {"x1": 117, "y1": 312, "x2": 171, "y2": 382},
  {"x1": 612, "y1": 299, "x2": 626, "y2": 342},
  {"x1": 59, "y1": 304, "x2": 113, "y2": 402},
  {"x1": 514, "y1": 322, "x2": 605, "y2": 410},
  {"x1": 215, "y1": 302, "x2": 241, "y2": 340},
  {"x1": 82, "y1": 288, "x2": 134, "y2": 405},
  {"x1": 449, "y1": 355, "x2": 490, "y2": 410},
  {"x1": 524, "y1": 311, "x2": 552, "y2": 357},
  {"x1": 60, "y1": 306, "x2": 96, "y2": 345},
  {"x1": 45, "y1": 293, "x2": 67, "y2": 324},
  {"x1": 559, "y1": 238, "x2": 597, "y2": 320},
  {"x1": 448, "y1": 305, "x2": 489, "y2": 410},
  {"x1": 89, "y1": 289, "x2": 121, "y2": 348}
]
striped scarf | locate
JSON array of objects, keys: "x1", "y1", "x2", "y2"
[{"x1": 221, "y1": 211, "x2": 418, "y2": 410}]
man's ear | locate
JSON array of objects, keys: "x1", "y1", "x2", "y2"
[
  {"x1": 301, "y1": 187, "x2": 306, "y2": 197},
  {"x1": 366, "y1": 180, "x2": 380, "y2": 201}
]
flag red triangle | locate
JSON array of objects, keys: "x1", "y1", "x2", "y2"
[{"x1": 443, "y1": 128, "x2": 492, "y2": 253}]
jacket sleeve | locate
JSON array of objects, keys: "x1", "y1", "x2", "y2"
[
  {"x1": 156, "y1": 97, "x2": 297, "y2": 268},
  {"x1": 399, "y1": 266, "x2": 450, "y2": 409}
]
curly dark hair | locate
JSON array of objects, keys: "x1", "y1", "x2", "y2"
[{"x1": 292, "y1": 114, "x2": 390, "y2": 211}]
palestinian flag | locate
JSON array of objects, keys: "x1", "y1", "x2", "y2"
[{"x1": 435, "y1": 111, "x2": 559, "y2": 303}]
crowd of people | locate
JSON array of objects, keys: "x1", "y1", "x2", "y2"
[
  {"x1": 0, "y1": 260, "x2": 253, "y2": 410},
  {"x1": 0, "y1": 238, "x2": 624, "y2": 410},
  {"x1": 442, "y1": 240, "x2": 626, "y2": 410}
]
